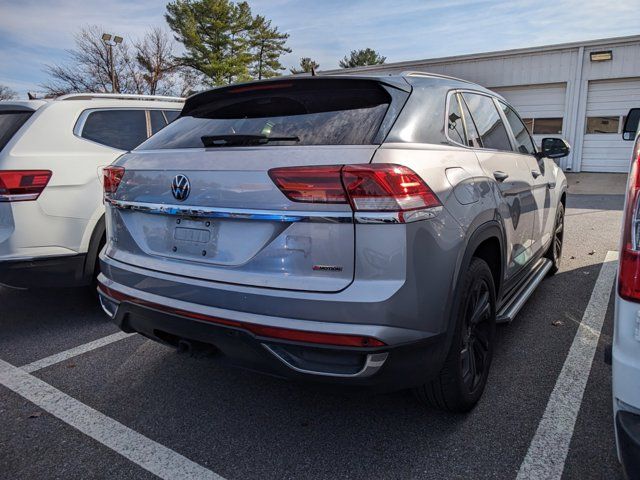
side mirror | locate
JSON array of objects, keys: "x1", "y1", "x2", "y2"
[
  {"x1": 623, "y1": 108, "x2": 640, "y2": 141},
  {"x1": 540, "y1": 137, "x2": 571, "y2": 159}
]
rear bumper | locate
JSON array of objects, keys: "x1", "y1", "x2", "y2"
[
  {"x1": 97, "y1": 278, "x2": 448, "y2": 391},
  {"x1": 616, "y1": 411, "x2": 640, "y2": 480},
  {"x1": 0, "y1": 254, "x2": 88, "y2": 288}
]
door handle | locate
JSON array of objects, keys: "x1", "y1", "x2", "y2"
[
  {"x1": 493, "y1": 171, "x2": 509, "y2": 182},
  {"x1": 531, "y1": 170, "x2": 542, "y2": 178}
]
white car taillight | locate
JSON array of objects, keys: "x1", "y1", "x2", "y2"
[
  {"x1": 619, "y1": 136, "x2": 640, "y2": 302},
  {"x1": 0, "y1": 170, "x2": 52, "y2": 202}
]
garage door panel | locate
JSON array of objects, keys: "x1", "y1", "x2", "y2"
[
  {"x1": 491, "y1": 84, "x2": 566, "y2": 119},
  {"x1": 581, "y1": 78, "x2": 640, "y2": 172}
]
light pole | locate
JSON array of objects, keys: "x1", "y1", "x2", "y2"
[{"x1": 101, "y1": 33, "x2": 123, "y2": 93}]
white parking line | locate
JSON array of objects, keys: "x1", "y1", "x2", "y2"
[
  {"x1": 0, "y1": 358, "x2": 224, "y2": 480},
  {"x1": 21, "y1": 331, "x2": 135, "y2": 373},
  {"x1": 516, "y1": 250, "x2": 618, "y2": 480}
]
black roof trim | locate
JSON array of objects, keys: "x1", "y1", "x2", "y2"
[{"x1": 0, "y1": 104, "x2": 37, "y2": 113}]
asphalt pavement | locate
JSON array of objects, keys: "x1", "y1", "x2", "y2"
[{"x1": 0, "y1": 191, "x2": 626, "y2": 480}]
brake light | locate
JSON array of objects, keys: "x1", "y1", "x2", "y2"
[
  {"x1": 619, "y1": 137, "x2": 640, "y2": 302},
  {"x1": 0, "y1": 170, "x2": 52, "y2": 202},
  {"x1": 269, "y1": 164, "x2": 441, "y2": 220},
  {"x1": 103, "y1": 166, "x2": 125, "y2": 196},
  {"x1": 342, "y1": 164, "x2": 441, "y2": 212}
]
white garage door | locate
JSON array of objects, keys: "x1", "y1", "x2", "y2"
[
  {"x1": 581, "y1": 78, "x2": 640, "y2": 172},
  {"x1": 491, "y1": 83, "x2": 567, "y2": 148}
]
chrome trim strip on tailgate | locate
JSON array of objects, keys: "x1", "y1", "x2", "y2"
[{"x1": 106, "y1": 198, "x2": 353, "y2": 223}]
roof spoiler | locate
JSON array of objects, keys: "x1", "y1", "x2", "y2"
[{"x1": 182, "y1": 76, "x2": 410, "y2": 117}]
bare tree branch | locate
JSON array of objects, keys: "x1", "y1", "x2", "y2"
[
  {"x1": 41, "y1": 25, "x2": 190, "y2": 97},
  {"x1": 0, "y1": 84, "x2": 19, "y2": 100}
]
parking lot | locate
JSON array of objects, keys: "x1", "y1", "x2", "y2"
[{"x1": 0, "y1": 184, "x2": 627, "y2": 480}]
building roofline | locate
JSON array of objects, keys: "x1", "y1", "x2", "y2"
[{"x1": 321, "y1": 34, "x2": 640, "y2": 75}]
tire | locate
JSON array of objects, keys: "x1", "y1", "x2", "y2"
[
  {"x1": 414, "y1": 257, "x2": 496, "y2": 413},
  {"x1": 544, "y1": 202, "x2": 564, "y2": 276}
]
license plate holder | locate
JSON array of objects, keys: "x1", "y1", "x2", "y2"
[{"x1": 170, "y1": 218, "x2": 218, "y2": 258}]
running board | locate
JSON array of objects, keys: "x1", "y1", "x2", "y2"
[{"x1": 496, "y1": 258, "x2": 552, "y2": 323}]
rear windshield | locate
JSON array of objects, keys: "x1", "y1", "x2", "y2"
[
  {"x1": 137, "y1": 81, "x2": 391, "y2": 150},
  {"x1": 0, "y1": 111, "x2": 33, "y2": 152}
]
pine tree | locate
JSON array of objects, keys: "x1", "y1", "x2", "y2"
[
  {"x1": 165, "y1": 0, "x2": 255, "y2": 86},
  {"x1": 250, "y1": 16, "x2": 291, "y2": 80},
  {"x1": 290, "y1": 57, "x2": 319, "y2": 75},
  {"x1": 339, "y1": 48, "x2": 386, "y2": 68}
]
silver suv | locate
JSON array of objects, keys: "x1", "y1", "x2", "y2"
[{"x1": 97, "y1": 74, "x2": 568, "y2": 412}]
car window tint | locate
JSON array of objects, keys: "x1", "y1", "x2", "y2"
[
  {"x1": 149, "y1": 110, "x2": 167, "y2": 134},
  {"x1": 447, "y1": 93, "x2": 466, "y2": 145},
  {"x1": 138, "y1": 82, "x2": 391, "y2": 150},
  {"x1": 462, "y1": 93, "x2": 512, "y2": 151},
  {"x1": 163, "y1": 110, "x2": 180, "y2": 123},
  {"x1": 499, "y1": 101, "x2": 536, "y2": 155},
  {"x1": 459, "y1": 95, "x2": 482, "y2": 148},
  {"x1": 81, "y1": 110, "x2": 147, "y2": 151},
  {"x1": 0, "y1": 111, "x2": 33, "y2": 152}
]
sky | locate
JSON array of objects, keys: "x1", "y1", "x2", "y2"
[{"x1": 1, "y1": 0, "x2": 639, "y2": 97}]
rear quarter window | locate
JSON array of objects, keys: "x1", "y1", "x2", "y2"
[
  {"x1": 462, "y1": 93, "x2": 512, "y2": 151},
  {"x1": 0, "y1": 111, "x2": 33, "y2": 152},
  {"x1": 80, "y1": 109, "x2": 148, "y2": 151},
  {"x1": 137, "y1": 81, "x2": 392, "y2": 150}
]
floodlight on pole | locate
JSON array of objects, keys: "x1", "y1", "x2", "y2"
[{"x1": 101, "y1": 32, "x2": 123, "y2": 93}]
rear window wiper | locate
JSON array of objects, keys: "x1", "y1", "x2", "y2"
[{"x1": 201, "y1": 134, "x2": 300, "y2": 147}]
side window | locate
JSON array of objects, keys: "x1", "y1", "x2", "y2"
[
  {"x1": 447, "y1": 93, "x2": 467, "y2": 145},
  {"x1": 163, "y1": 110, "x2": 180, "y2": 123},
  {"x1": 461, "y1": 93, "x2": 512, "y2": 151},
  {"x1": 499, "y1": 101, "x2": 536, "y2": 155},
  {"x1": 149, "y1": 110, "x2": 168, "y2": 135},
  {"x1": 459, "y1": 96, "x2": 482, "y2": 148},
  {"x1": 81, "y1": 110, "x2": 147, "y2": 151}
]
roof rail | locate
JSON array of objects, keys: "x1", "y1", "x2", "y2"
[
  {"x1": 56, "y1": 93, "x2": 184, "y2": 102},
  {"x1": 400, "y1": 71, "x2": 474, "y2": 85}
]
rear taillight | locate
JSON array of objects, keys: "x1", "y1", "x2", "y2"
[
  {"x1": 269, "y1": 164, "x2": 441, "y2": 221},
  {"x1": 619, "y1": 137, "x2": 640, "y2": 301},
  {"x1": 103, "y1": 166, "x2": 125, "y2": 196},
  {"x1": 268, "y1": 165, "x2": 346, "y2": 203},
  {"x1": 0, "y1": 170, "x2": 52, "y2": 202}
]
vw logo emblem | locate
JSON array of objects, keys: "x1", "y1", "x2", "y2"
[{"x1": 171, "y1": 174, "x2": 190, "y2": 201}]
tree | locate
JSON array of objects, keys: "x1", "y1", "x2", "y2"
[
  {"x1": 42, "y1": 25, "x2": 131, "y2": 95},
  {"x1": 166, "y1": 0, "x2": 291, "y2": 85},
  {"x1": 0, "y1": 84, "x2": 17, "y2": 100},
  {"x1": 134, "y1": 28, "x2": 179, "y2": 95},
  {"x1": 166, "y1": 0, "x2": 254, "y2": 85},
  {"x1": 250, "y1": 16, "x2": 291, "y2": 80},
  {"x1": 290, "y1": 57, "x2": 319, "y2": 75},
  {"x1": 339, "y1": 48, "x2": 386, "y2": 68},
  {"x1": 41, "y1": 25, "x2": 184, "y2": 96}
]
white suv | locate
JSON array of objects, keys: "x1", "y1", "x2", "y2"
[
  {"x1": 0, "y1": 93, "x2": 183, "y2": 288},
  {"x1": 615, "y1": 107, "x2": 640, "y2": 479}
]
